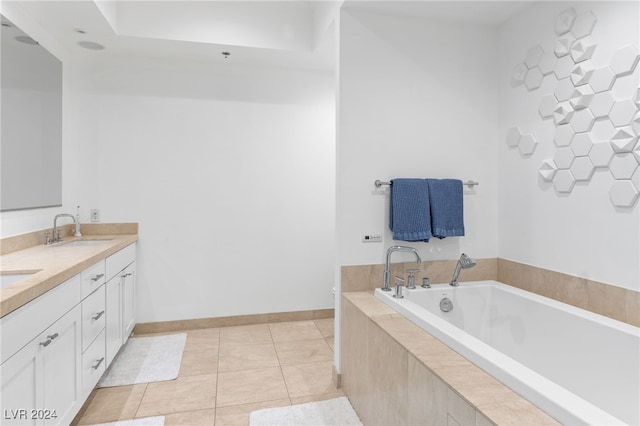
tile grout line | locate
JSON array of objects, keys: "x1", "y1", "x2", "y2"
[
  {"x1": 268, "y1": 322, "x2": 293, "y2": 406},
  {"x1": 133, "y1": 383, "x2": 149, "y2": 420}
]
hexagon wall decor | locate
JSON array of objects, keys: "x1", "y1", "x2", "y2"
[
  {"x1": 610, "y1": 127, "x2": 638, "y2": 153},
  {"x1": 609, "y1": 100, "x2": 637, "y2": 127},
  {"x1": 570, "y1": 156, "x2": 596, "y2": 181},
  {"x1": 591, "y1": 119, "x2": 616, "y2": 143},
  {"x1": 554, "y1": 56, "x2": 574, "y2": 80},
  {"x1": 553, "y1": 170, "x2": 576, "y2": 193},
  {"x1": 569, "y1": 86, "x2": 594, "y2": 110},
  {"x1": 609, "y1": 180, "x2": 639, "y2": 207},
  {"x1": 554, "y1": 35, "x2": 574, "y2": 58},
  {"x1": 570, "y1": 36, "x2": 597, "y2": 63},
  {"x1": 506, "y1": 127, "x2": 523, "y2": 147},
  {"x1": 634, "y1": 143, "x2": 640, "y2": 164},
  {"x1": 555, "y1": 8, "x2": 577, "y2": 35},
  {"x1": 553, "y1": 102, "x2": 575, "y2": 126},
  {"x1": 525, "y1": 45, "x2": 544, "y2": 68},
  {"x1": 525, "y1": 68, "x2": 544, "y2": 91},
  {"x1": 589, "y1": 142, "x2": 615, "y2": 167},
  {"x1": 539, "y1": 159, "x2": 558, "y2": 181},
  {"x1": 511, "y1": 63, "x2": 528, "y2": 87},
  {"x1": 570, "y1": 62, "x2": 595, "y2": 86},
  {"x1": 519, "y1": 134, "x2": 538, "y2": 156},
  {"x1": 570, "y1": 109, "x2": 595, "y2": 133},
  {"x1": 571, "y1": 133, "x2": 594, "y2": 156},
  {"x1": 589, "y1": 91, "x2": 615, "y2": 118},
  {"x1": 554, "y1": 124, "x2": 574, "y2": 147},
  {"x1": 632, "y1": 111, "x2": 640, "y2": 135},
  {"x1": 610, "y1": 45, "x2": 640, "y2": 76},
  {"x1": 554, "y1": 146, "x2": 575, "y2": 169},
  {"x1": 609, "y1": 153, "x2": 639, "y2": 179},
  {"x1": 588, "y1": 67, "x2": 616, "y2": 93},
  {"x1": 538, "y1": 51, "x2": 557, "y2": 76},
  {"x1": 635, "y1": 88, "x2": 640, "y2": 109},
  {"x1": 539, "y1": 95, "x2": 557, "y2": 119},
  {"x1": 571, "y1": 11, "x2": 597, "y2": 39},
  {"x1": 554, "y1": 78, "x2": 575, "y2": 102}
]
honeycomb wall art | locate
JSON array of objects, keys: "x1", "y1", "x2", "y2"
[{"x1": 506, "y1": 8, "x2": 640, "y2": 208}]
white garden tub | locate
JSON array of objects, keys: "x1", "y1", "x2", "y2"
[{"x1": 375, "y1": 280, "x2": 640, "y2": 425}]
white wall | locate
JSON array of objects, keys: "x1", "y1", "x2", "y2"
[
  {"x1": 498, "y1": 1, "x2": 640, "y2": 291},
  {"x1": 337, "y1": 8, "x2": 500, "y2": 267},
  {"x1": 335, "y1": 8, "x2": 501, "y2": 372},
  {"x1": 69, "y1": 55, "x2": 336, "y2": 323}
]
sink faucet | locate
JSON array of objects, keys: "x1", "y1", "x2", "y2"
[
  {"x1": 50, "y1": 214, "x2": 78, "y2": 244},
  {"x1": 382, "y1": 245, "x2": 421, "y2": 291},
  {"x1": 449, "y1": 253, "x2": 477, "y2": 287}
]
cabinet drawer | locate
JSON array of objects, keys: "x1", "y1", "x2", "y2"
[
  {"x1": 81, "y1": 285, "x2": 105, "y2": 352},
  {"x1": 105, "y1": 243, "x2": 135, "y2": 281},
  {"x1": 81, "y1": 261, "x2": 106, "y2": 300},
  {"x1": 81, "y1": 328, "x2": 105, "y2": 397},
  {"x1": 1, "y1": 275, "x2": 81, "y2": 364}
]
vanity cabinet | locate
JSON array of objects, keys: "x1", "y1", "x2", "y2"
[
  {"x1": 0, "y1": 282, "x2": 82, "y2": 426},
  {"x1": 105, "y1": 244, "x2": 136, "y2": 367},
  {"x1": 0, "y1": 242, "x2": 136, "y2": 425}
]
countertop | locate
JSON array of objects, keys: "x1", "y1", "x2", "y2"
[{"x1": 0, "y1": 225, "x2": 138, "y2": 318}]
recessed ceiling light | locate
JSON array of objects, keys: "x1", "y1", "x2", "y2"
[
  {"x1": 78, "y1": 41, "x2": 105, "y2": 50},
  {"x1": 15, "y1": 35, "x2": 38, "y2": 45}
]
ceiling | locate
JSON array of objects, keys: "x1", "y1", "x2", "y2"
[{"x1": 5, "y1": 1, "x2": 533, "y2": 71}]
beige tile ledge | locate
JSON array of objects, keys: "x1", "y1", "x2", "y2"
[
  {"x1": 0, "y1": 224, "x2": 138, "y2": 318},
  {"x1": 341, "y1": 291, "x2": 559, "y2": 425}
]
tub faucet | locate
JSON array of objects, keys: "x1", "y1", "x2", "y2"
[
  {"x1": 383, "y1": 245, "x2": 421, "y2": 291},
  {"x1": 50, "y1": 213, "x2": 77, "y2": 244},
  {"x1": 450, "y1": 253, "x2": 476, "y2": 287}
]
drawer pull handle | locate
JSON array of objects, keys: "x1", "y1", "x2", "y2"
[
  {"x1": 92, "y1": 311, "x2": 105, "y2": 321},
  {"x1": 47, "y1": 333, "x2": 59, "y2": 340},
  {"x1": 39, "y1": 339, "x2": 52, "y2": 347},
  {"x1": 121, "y1": 273, "x2": 132, "y2": 278},
  {"x1": 91, "y1": 273, "x2": 105, "y2": 282},
  {"x1": 92, "y1": 357, "x2": 105, "y2": 370}
]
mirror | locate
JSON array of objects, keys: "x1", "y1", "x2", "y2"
[{"x1": 1, "y1": 14, "x2": 62, "y2": 212}]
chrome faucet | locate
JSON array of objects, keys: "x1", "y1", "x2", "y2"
[
  {"x1": 382, "y1": 245, "x2": 422, "y2": 291},
  {"x1": 449, "y1": 253, "x2": 476, "y2": 287},
  {"x1": 50, "y1": 213, "x2": 77, "y2": 244}
]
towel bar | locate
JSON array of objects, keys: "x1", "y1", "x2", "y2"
[{"x1": 374, "y1": 179, "x2": 479, "y2": 189}]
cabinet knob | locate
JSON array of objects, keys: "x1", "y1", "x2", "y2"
[
  {"x1": 92, "y1": 311, "x2": 105, "y2": 321},
  {"x1": 47, "y1": 333, "x2": 59, "y2": 340},
  {"x1": 39, "y1": 339, "x2": 52, "y2": 347},
  {"x1": 121, "y1": 272, "x2": 132, "y2": 278},
  {"x1": 92, "y1": 357, "x2": 105, "y2": 370},
  {"x1": 91, "y1": 273, "x2": 105, "y2": 282}
]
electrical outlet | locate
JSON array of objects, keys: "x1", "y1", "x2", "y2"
[
  {"x1": 90, "y1": 209, "x2": 100, "y2": 222},
  {"x1": 362, "y1": 234, "x2": 382, "y2": 243}
]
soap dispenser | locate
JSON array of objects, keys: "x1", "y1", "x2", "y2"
[{"x1": 74, "y1": 205, "x2": 82, "y2": 237}]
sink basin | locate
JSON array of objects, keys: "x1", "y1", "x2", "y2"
[
  {"x1": 61, "y1": 239, "x2": 112, "y2": 247},
  {"x1": 0, "y1": 272, "x2": 36, "y2": 289}
]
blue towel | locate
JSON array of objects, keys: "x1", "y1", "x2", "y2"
[
  {"x1": 389, "y1": 179, "x2": 432, "y2": 242},
  {"x1": 427, "y1": 179, "x2": 465, "y2": 238}
]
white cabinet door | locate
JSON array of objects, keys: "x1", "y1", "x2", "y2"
[
  {"x1": 105, "y1": 276, "x2": 122, "y2": 367},
  {"x1": 121, "y1": 263, "x2": 136, "y2": 341},
  {"x1": 41, "y1": 305, "x2": 82, "y2": 426},
  {"x1": 0, "y1": 305, "x2": 81, "y2": 426},
  {"x1": 0, "y1": 338, "x2": 40, "y2": 425}
]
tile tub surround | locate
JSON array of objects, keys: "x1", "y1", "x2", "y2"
[
  {"x1": 341, "y1": 258, "x2": 639, "y2": 327},
  {"x1": 72, "y1": 318, "x2": 341, "y2": 425},
  {"x1": 341, "y1": 292, "x2": 559, "y2": 425},
  {"x1": 341, "y1": 258, "x2": 498, "y2": 292},
  {"x1": 498, "y1": 258, "x2": 640, "y2": 327},
  {"x1": 0, "y1": 223, "x2": 138, "y2": 317}
]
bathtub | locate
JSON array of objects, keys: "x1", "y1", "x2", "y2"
[{"x1": 375, "y1": 280, "x2": 640, "y2": 425}]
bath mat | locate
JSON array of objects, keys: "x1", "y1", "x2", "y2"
[
  {"x1": 249, "y1": 397, "x2": 362, "y2": 426},
  {"x1": 97, "y1": 334, "x2": 187, "y2": 388},
  {"x1": 91, "y1": 416, "x2": 165, "y2": 426}
]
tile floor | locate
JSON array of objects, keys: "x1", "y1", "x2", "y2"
[{"x1": 73, "y1": 318, "x2": 341, "y2": 425}]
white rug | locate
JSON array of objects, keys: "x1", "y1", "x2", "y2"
[
  {"x1": 92, "y1": 416, "x2": 164, "y2": 426},
  {"x1": 249, "y1": 397, "x2": 362, "y2": 426},
  {"x1": 98, "y1": 334, "x2": 187, "y2": 388}
]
